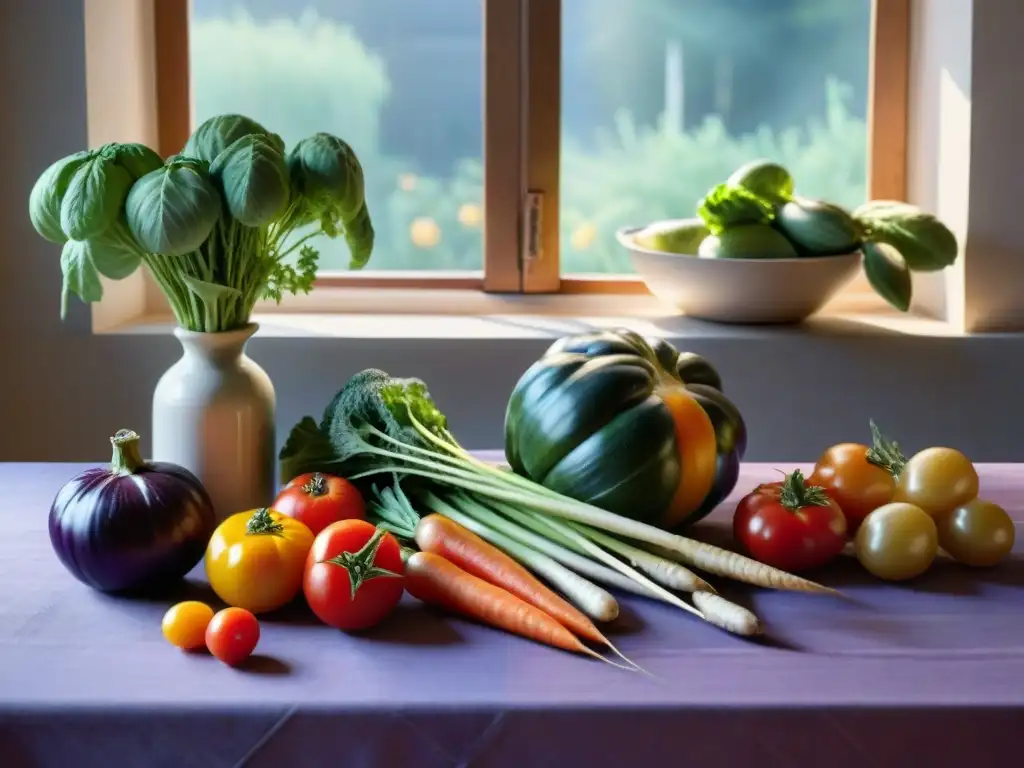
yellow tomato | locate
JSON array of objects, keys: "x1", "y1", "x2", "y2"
[
  {"x1": 894, "y1": 447, "x2": 979, "y2": 516},
  {"x1": 855, "y1": 502, "x2": 938, "y2": 581},
  {"x1": 162, "y1": 601, "x2": 214, "y2": 650},
  {"x1": 205, "y1": 507, "x2": 314, "y2": 614},
  {"x1": 935, "y1": 498, "x2": 1016, "y2": 567}
]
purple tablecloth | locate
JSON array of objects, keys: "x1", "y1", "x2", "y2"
[{"x1": 2, "y1": 460, "x2": 1023, "y2": 768}]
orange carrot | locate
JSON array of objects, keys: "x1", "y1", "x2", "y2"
[
  {"x1": 415, "y1": 513, "x2": 612, "y2": 645},
  {"x1": 404, "y1": 551, "x2": 630, "y2": 668}
]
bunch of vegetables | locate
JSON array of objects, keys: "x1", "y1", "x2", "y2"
[
  {"x1": 731, "y1": 421, "x2": 1015, "y2": 581},
  {"x1": 167, "y1": 480, "x2": 637, "y2": 666},
  {"x1": 631, "y1": 158, "x2": 960, "y2": 312},
  {"x1": 28, "y1": 114, "x2": 373, "y2": 332},
  {"x1": 278, "y1": 357, "x2": 838, "y2": 643}
]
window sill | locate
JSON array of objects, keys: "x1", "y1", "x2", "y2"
[{"x1": 101, "y1": 301, "x2": 964, "y2": 341}]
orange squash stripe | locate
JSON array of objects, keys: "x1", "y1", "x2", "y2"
[{"x1": 658, "y1": 387, "x2": 719, "y2": 528}]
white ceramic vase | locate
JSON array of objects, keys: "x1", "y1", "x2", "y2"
[{"x1": 151, "y1": 323, "x2": 276, "y2": 523}]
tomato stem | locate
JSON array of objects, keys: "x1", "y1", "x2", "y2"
[
  {"x1": 109, "y1": 429, "x2": 146, "y2": 476},
  {"x1": 778, "y1": 469, "x2": 831, "y2": 512},
  {"x1": 246, "y1": 507, "x2": 285, "y2": 536},
  {"x1": 302, "y1": 472, "x2": 328, "y2": 497},
  {"x1": 865, "y1": 419, "x2": 908, "y2": 479},
  {"x1": 323, "y1": 526, "x2": 403, "y2": 600}
]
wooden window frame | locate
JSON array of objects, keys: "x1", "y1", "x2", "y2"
[{"x1": 155, "y1": 0, "x2": 907, "y2": 304}]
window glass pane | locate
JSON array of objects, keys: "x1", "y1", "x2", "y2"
[
  {"x1": 189, "y1": 1, "x2": 483, "y2": 272},
  {"x1": 560, "y1": 0, "x2": 872, "y2": 274}
]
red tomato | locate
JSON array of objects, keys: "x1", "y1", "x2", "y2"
[
  {"x1": 303, "y1": 519, "x2": 405, "y2": 631},
  {"x1": 811, "y1": 443, "x2": 897, "y2": 533},
  {"x1": 733, "y1": 470, "x2": 848, "y2": 573},
  {"x1": 274, "y1": 472, "x2": 366, "y2": 537},
  {"x1": 205, "y1": 607, "x2": 260, "y2": 666}
]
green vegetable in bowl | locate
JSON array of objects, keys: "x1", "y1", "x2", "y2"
[
  {"x1": 862, "y1": 241, "x2": 912, "y2": 311},
  {"x1": 698, "y1": 223, "x2": 799, "y2": 260},
  {"x1": 632, "y1": 218, "x2": 709, "y2": 255},
  {"x1": 775, "y1": 197, "x2": 863, "y2": 256},
  {"x1": 854, "y1": 200, "x2": 958, "y2": 272},
  {"x1": 698, "y1": 183, "x2": 775, "y2": 234},
  {"x1": 727, "y1": 159, "x2": 794, "y2": 205}
]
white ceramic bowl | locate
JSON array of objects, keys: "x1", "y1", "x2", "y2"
[{"x1": 618, "y1": 225, "x2": 862, "y2": 324}]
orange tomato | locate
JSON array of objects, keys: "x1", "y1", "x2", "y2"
[
  {"x1": 205, "y1": 507, "x2": 314, "y2": 614},
  {"x1": 810, "y1": 443, "x2": 896, "y2": 533},
  {"x1": 162, "y1": 600, "x2": 214, "y2": 650}
]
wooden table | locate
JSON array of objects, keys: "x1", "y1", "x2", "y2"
[{"x1": 1, "y1": 462, "x2": 1023, "y2": 768}]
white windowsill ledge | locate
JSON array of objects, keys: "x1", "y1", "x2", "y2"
[{"x1": 102, "y1": 308, "x2": 965, "y2": 341}]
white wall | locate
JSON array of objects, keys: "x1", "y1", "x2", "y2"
[{"x1": 2, "y1": 0, "x2": 1023, "y2": 464}]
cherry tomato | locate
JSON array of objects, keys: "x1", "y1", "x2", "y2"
[
  {"x1": 895, "y1": 447, "x2": 979, "y2": 517},
  {"x1": 855, "y1": 502, "x2": 938, "y2": 581},
  {"x1": 162, "y1": 601, "x2": 214, "y2": 651},
  {"x1": 274, "y1": 472, "x2": 366, "y2": 537},
  {"x1": 733, "y1": 470, "x2": 847, "y2": 573},
  {"x1": 810, "y1": 443, "x2": 896, "y2": 533},
  {"x1": 205, "y1": 607, "x2": 260, "y2": 666},
  {"x1": 935, "y1": 498, "x2": 1016, "y2": 567},
  {"x1": 205, "y1": 507, "x2": 314, "y2": 614},
  {"x1": 304, "y1": 519, "x2": 405, "y2": 631}
]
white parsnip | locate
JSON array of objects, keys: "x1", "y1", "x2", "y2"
[
  {"x1": 567, "y1": 522, "x2": 714, "y2": 594},
  {"x1": 691, "y1": 591, "x2": 762, "y2": 637},
  {"x1": 514, "y1": 509, "x2": 708, "y2": 622}
]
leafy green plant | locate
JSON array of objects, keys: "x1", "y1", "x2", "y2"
[{"x1": 27, "y1": 115, "x2": 375, "y2": 332}]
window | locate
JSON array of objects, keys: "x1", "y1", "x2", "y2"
[
  {"x1": 188, "y1": 0, "x2": 484, "y2": 278},
  {"x1": 159, "y1": 0, "x2": 907, "y2": 301},
  {"x1": 559, "y1": 1, "x2": 872, "y2": 276}
]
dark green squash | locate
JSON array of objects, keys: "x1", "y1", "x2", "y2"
[{"x1": 505, "y1": 330, "x2": 747, "y2": 529}]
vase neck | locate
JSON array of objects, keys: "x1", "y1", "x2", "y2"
[{"x1": 174, "y1": 323, "x2": 259, "y2": 363}]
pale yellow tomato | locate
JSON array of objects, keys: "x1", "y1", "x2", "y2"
[
  {"x1": 855, "y1": 502, "x2": 938, "y2": 581},
  {"x1": 935, "y1": 498, "x2": 1016, "y2": 567},
  {"x1": 894, "y1": 447, "x2": 979, "y2": 517}
]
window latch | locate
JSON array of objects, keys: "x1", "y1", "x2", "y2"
[{"x1": 522, "y1": 190, "x2": 544, "y2": 266}]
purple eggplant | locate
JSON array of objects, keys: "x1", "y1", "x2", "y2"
[{"x1": 48, "y1": 429, "x2": 216, "y2": 593}]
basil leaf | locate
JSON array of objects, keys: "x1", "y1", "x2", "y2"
[
  {"x1": 344, "y1": 202, "x2": 374, "y2": 269},
  {"x1": 90, "y1": 221, "x2": 142, "y2": 280},
  {"x1": 60, "y1": 155, "x2": 133, "y2": 240},
  {"x1": 857, "y1": 205, "x2": 959, "y2": 272},
  {"x1": 125, "y1": 161, "x2": 222, "y2": 256},
  {"x1": 108, "y1": 143, "x2": 164, "y2": 181},
  {"x1": 59, "y1": 239, "x2": 104, "y2": 319},
  {"x1": 28, "y1": 151, "x2": 90, "y2": 244},
  {"x1": 209, "y1": 134, "x2": 289, "y2": 227},
  {"x1": 184, "y1": 113, "x2": 276, "y2": 165},
  {"x1": 863, "y1": 241, "x2": 912, "y2": 312}
]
